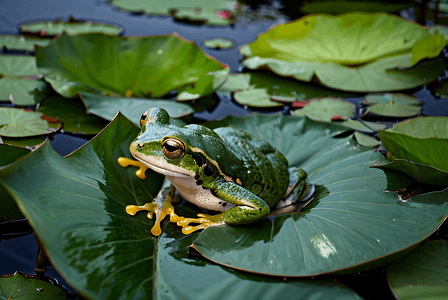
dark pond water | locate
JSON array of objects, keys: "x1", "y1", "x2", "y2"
[{"x1": 1, "y1": 1, "x2": 448, "y2": 299}]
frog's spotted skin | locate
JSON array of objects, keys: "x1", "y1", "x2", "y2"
[{"x1": 119, "y1": 108, "x2": 310, "y2": 235}]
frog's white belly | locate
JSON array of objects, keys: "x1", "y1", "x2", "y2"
[{"x1": 166, "y1": 175, "x2": 234, "y2": 212}]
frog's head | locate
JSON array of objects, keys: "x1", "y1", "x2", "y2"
[{"x1": 130, "y1": 108, "x2": 241, "y2": 180}]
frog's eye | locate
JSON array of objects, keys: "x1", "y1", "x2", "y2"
[
  {"x1": 140, "y1": 110, "x2": 150, "y2": 127},
  {"x1": 162, "y1": 138, "x2": 185, "y2": 159}
]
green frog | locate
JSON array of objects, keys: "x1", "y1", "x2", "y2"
[{"x1": 118, "y1": 108, "x2": 311, "y2": 236}]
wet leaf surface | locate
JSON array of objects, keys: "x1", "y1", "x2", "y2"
[
  {"x1": 0, "y1": 107, "x2": 54, "y2": 137},
  {"x1": 378, "y1": 117, "x2": 448, "y2": 172},
  {"x1": 0, "y1": 271, "x2": 67, "y2": 299},
  {"x1": 35, "y1": 32, "x2": 229, "y2": 99},
  {"x1": 387, "y1": 240, "x2": 448, "y2": 300},
  {"x1": 79, "y1": 92, "x2": 194, "y2": 125}
]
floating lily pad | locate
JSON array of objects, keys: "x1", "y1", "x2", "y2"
[
  {"x1": 0, "y1": 55, "x2": 40, "y2": 76},
  {"x1": 338, "y1": 120, "x2": 386, "y2": 133},
  {"x1": 300, "y1": 0, "x2": 412, "y2": 14},
  {"x1": 0, "y1": 35, "x2": 51, "y2": 52},
  {"x1": 240, "y1": 13, "x2": 446, "y2": 92},
  {"x1": 111, "y1": 0, "x2": 237, "y2": 25},
  {"x1": 35, "y1": 32, "x2": 229, "y2": 100},
  {"x1": 362, "y1": 94, "x2": 423, "y2": 118},
  {"x1": 0, "y1": 107, "x2": 55, "y2": 137},
  {"x1": 218, "y1": 73, "x2": 251, "y2": 92},
  {"x1": 203, "y1": 38, "x2": 234, "y2": 49},
  {"x1": 372, "y1": 159, "x2": 448, "y2": 186},
  {"x1": 354, "y1": 131, "x2": 380, "y2": 147},
  {"x1": 0, "y1": 137, "x2": 45, "y2": 149},
  {"x1": 411, "y1": 33, "x2": 448, "y2": 66},
  {"x1": 0, "y1": 271, "x2": 67, "y2": 299},
  {"x1": 38, "y1": 97, "x2": 109, "y2": 134},
  {"x1": 190, "y1": 114, "x2": 448, "y2": 276},
  {"x1": 291, "y1": 98, "x2": 355, "y2": 122},
  {"x1": 79, "y1": 92, "x2": 195, "y2": 125},
  {"x1": 0, "y1": 77, "x2": 51, "y2": 105},
  {"x1": 378, "y1": 117, "x2": 448, "y2": 173},
  {"x1": 0, "y1": 144, "x2": 30, "y2": 166},
  {"x1": 20, "y1": 17, "x2": 123, "y2": 36},
  {"x1": 234, "y1": 88, "x2": 282, "y2": 107},
  {"x1": 387, "y1": 240, "x2": 448, "y2": 300},
  {"x1": 429, "y1": 80, "x2": 448, "y2": 99},
  {"x1": 427, "y1": 25, "x2": 448, "y2": 39}
]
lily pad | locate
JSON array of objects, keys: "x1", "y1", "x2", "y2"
[
  {"x1": 79, "y1": 93, "x2": 194, "y2": 125},
  {"x1": 291, "y1": 98, "x2": 355, "y2": 122},
  {"x1": 0, "y1": 55, "x2": 40, "y2": 76},
  {"x1": 203, "y1": 38, "x2": 234, "y2": 49},
  {"x1": 217, "y1": 73, "x2": 251, "y2": 92},
  {"x1": 0, "y1": 35, "x2": 51, "y2": 52},
  {"x1": 38, "y1": 97, "x2": 109, "y2": 134},
  {"x1": 354, "y1": 131, "x2": 380, "y2": 148},
  {"x1": 427, "y1": 25, "x2": 448, "y2": 39},
  {"x1": 372, "y1": 159, "x2": 448, "y2": 186},
  {"x1": 387, "y1": 240, "x2": 448, "y2": 300},
  {"x1": 0, "y1": 271, "x2": 67, "y2": 299},
  {"x1": 411, "y1": 33, "x2": 448, "y2": 66},
  {"x1": 233, "y1": 88, "x2": 282, "y2": 107},
  {"x1": 190, "y1": 114, "x2": 448, "y2": 276},
  {"x1": 338, "y1": 120, "x2": 386, "y2": 133},
  {"x1": 20, "y1": 17, "x2": 123, "y2": 36},
  {"x1": 0, "y1": 144, "x2": 30, "y2": 166},
  {"x1": 0, "y1": 77, "x2": 51, "y2": 105},
  {"x1": 35, "y1": 32, "x2": 229, "y2": 99},
  {"x1": 0, "y1": 137, "x2": 45, "y2": 149},
  {"x1": 429, "y1": 79, "x2": 448, "y2": 99},
  {"x1": 0, "y1": 107, "x2": 55, "y2": 137},
  {"x1": 378, "y1": 117, "x2": 448, "y2": 173},
  {"x1": 362, "y1": 93, "x2": 423, "y2": 117},
  {"x1": 110, "y1": 0, "x2": 237, "y2": 25},
  {"x1": 0, "y1": 113, "x2": 358, "y2": 300}
]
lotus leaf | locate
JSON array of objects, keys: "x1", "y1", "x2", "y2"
[
  {"x1": 233, "y1": 88, "x2": 282, "y2": 107},
  {"x1": 20, "y1": 18, "x2": 122, "y2": 36},
  {"x1": 0, "y1": 113, "x2": 360, "y2": 299},
  {"x1": 111, "y1": 0, "x2": 236, "y2": 25},
  {"x1": 0, "y1": 55, "x2": 40, "y2": 76},
  {"x1": 338, "y1": 120, "x2": 386, "y2": 133},
  {"x1": 0, "y1": 107, "x2": 53, "y2": 137},
  {"x1": 378, "y1": 117, "x2": 448, "y2": 172},
  {"x1": 291, "y1": 98, "x2": 355, "y2": 122},
  {"x1": 0, "y1": 35, "x2": 51, "y2": 52},
  {"x1": 0, "y1": 77, "x2": 51, "y2": 105},
  {"x1": 411, "y1": 33, "x2": 448, "y2": 66},
  {"x1": 0, "y1": 271, "x2": 67, "y2": 299},
  {"x1": 203, "y1": 38, "x2": 234, "y2": 49},
  {"x1": 427, "y1": 25, "x2": 448, "y2": 39},
  {"x1": 362, "y1": 93, "x2": 422, "y2": 106},
  {"x1": 372, "y1": 159, "x2": 448, "y2": 186},
  {"x1": 354, "y1": 131, "x2": 380, "y2": 147},
  {"x1": 191, "y1": 114, "x2": 448, "y2": 276},
  {"x1": 79, "y1": 92, "x2": 194, "y2": 125},
  {"x1": 364, "y1": 104, "x2": 421, "y2": 118},
  {"x1": 35, "y1": 32, "x2": 229, "y2": 99},
  {"x1": 387, "y1": 240, "x2": 448, "y2": 300}
]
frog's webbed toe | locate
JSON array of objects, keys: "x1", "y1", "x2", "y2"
[
  {"x1": 118, "y1": 157, "x2": 149, "y2": 179},
  {"x1": 176, "y1": 213, "x2": 225, "y2": 235}
]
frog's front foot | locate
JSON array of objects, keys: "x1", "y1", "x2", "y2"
[
  {"x1": 176, "y1": 214, "x2": 225, "y2": 235},
  {"x1": 118, "y1": 157, "x2": 149, "y2": 180}
]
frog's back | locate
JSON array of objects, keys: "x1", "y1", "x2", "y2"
[{"x1": 214, "y1": 127, "x2": 289, "y2": 207}]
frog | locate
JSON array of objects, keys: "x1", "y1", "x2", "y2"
[{"x1": 118, "y1": 108, "x2": 312, "y2": 236}]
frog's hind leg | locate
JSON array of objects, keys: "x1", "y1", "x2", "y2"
[{"x1": 275, "y1": 167, "x2": 314, "y2": 210}]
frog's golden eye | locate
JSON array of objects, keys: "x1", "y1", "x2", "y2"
[
  {"x1": 162, "y1": 138, "x2": 185, "y2": 159},
  {"x1": 140, "y1": 110, "x2": 150, "y2": 127}
]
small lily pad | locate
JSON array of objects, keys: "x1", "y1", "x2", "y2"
[
  {"x1": 387, "y1": 240, "x2": 448, "y2": 300},
  {"x1": 20, "y1": 17, "x2": 123, "y2": 36},
  {"x1": 0, "y1": 77, "x2": 51, "y2": 105},
  {"x1": 218, "y1": 73, "x2": 251, "y2": 92},
  {"x1": 79, "y1": 92, "x2": 195, "y2": 125},
  {"x1": 0, "y1": 55, "x2": 40, "y2": 76},
  {"x1": 233, "y1": 88, "x2": 282, "y2": 107},
  {"x1": 35, "y1": 32, "x2": 229, "y2": 99},
  {"x1": 354, "y1": 131, "x2": 380, "y2": 147},
  {"x1": 338, "y1": 120, "x2": 386, "y2": 133},
  {"x1": 0, "y1": 107, "x2": 53, "y2": 137},
  {"x1": 0, "y1": 271, "x2": 67, "y2": 299},
  {"x1": 378, "y1": 117, "x2": 448, "y2": 173},
  {"x1": 291, "y1": 98, "x2": 355, "y2": 122},
  {"x1": 372, "y1": 159, "x2": 448, "y2": 186},
  {"x1": 362, "y1": 94, "x2": 423, "y2": 117},
  {"x1": 174, "y1": 7, "x2": 234, "y2": 25},
  {"x1": 203, "y1": 38, "x2": 234, "y2": 49},
  {"x1": 38, "y1": 97, "x2": 109, "y2": 134},
  {"x1": 0, "y1": 35, "x2": 51, "y2": 52}
]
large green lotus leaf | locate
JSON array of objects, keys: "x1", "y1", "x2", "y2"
[
  {"x1": 0, "y1": 271, "x2": 67, "y2": 299},
  {"x1": 20, "y1": 18, "x2": 122, "y2": 36},
  {"x1": 0, "y1": 107, "x2": 53, "y2": 137},
  {"x1": 80, "y1": 93, "x2": 194, "y2": 125},
  {"x1": 387, "y1": 240, "x2": 448, "y2": 300},
  {"x1": 378, "y1": 117, "x2": 448, "y2": 172},
  {"x1": 241, "y1": 13, "x2": 428, "y2": 65},
  {"x1": 411, "y1": 33, "x2": 448, "y2": 66},
  {"x1": 156, "y1": 222, "x2": 362, "y2": 300},
  {"x1": 38, "y1": 97, "x2": 109, "y2": 134},
  {"x1": 0, "y1": 114, "x2": 165, "y2": 299},
  {"x1": 0, "y1": 55, "x2": 40, "y2": 76},
  {"x1": 191, "y1": 114, "x2": 448, "y2": 276},
  {"x1": 372, "y1": 159, "x2": 448, "y2": 186},
  {"x1": 111, "y1": 0, "x2": 236, "y2": 25},
  {"x1": 242, "y1": 53, "x2": 447, "y2": 92},
  {"x1": 0, "y1": 35, "x2": 51, "y2": 52},
  {"x1": 291, "y1": 98, "x2": 355, "y2": 121},
  {"x1": 0, "y1": 77, "x2": 51, "y2": 105},
  {"x1": 35, "y1": 32, "x2": 229, "y2": 99},
  {"x1": 300, "y1": 0, "x2": 412, "y2": 14}
]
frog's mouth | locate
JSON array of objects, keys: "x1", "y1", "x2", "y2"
[{"x1": 132, "y1": 154, "x2": 195, "y2": 178}]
